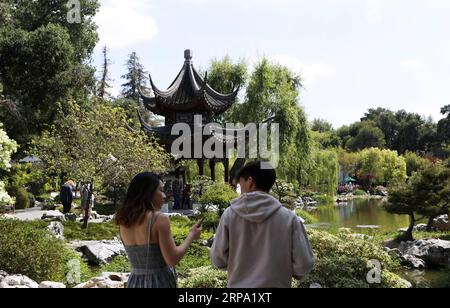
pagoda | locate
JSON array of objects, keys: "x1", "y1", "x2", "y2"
[{"x1": 139, "y1": 50, "x2": 242, "y2": 183}]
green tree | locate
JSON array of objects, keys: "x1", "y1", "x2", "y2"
[
  {"x1": 31, "y1": 101, "x2": 171, "y2": 193},
  {"x1": 357, "y1": 148, "x2": 406, "y2": 188},
  {"x1": 97, "y1": 45, "x2": 113, "y2": 100},
  {"x1": 305, "y1": 149, "x2": 339, "y2": 196},
  {"x1": 403, "y1": 151, "x2": 430, "y2": 176},
  {"x1": 311, "y1": 119, "x2": 333, "y2": 133},
  {"x1": 121, "y1": 52, "x2": 149, "y2": 102},
  {"x1": 438, "y1": 105, "x2": 450, "y2": 145},
  {"x1": 206, "y1": 56, "x2": 248, "y2": 124},
  {"x1": 386, "y1": 162, "x2": 450, "y2": 240},
  {"x1": 0, "y1": 0, "x2": 99, "y2": 149},
  {"x1": 231, "y1": 58, "x2": 312, "y2": 183},
  {"x1": 346, "y1": 122, "x2": 386, "y2": 152},
  {"x1": 0, "y1": 122, "x2": 17, "y2": 206}
]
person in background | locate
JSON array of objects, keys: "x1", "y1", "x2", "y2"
[
  {"x1": 60, "y1": 180, "x2": 76, "y2": 214},
  {"x1": 172, "y1": 175, "x2": 182, "y2": 210},
  {"x1": 182, "y1": 184, "x2": 191, "y2": 210}
]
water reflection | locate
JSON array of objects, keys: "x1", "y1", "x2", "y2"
[{"x1": 312, "y1": 198, "x2": 410, "y2": 232}]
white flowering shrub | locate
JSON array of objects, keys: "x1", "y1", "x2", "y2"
[{"x1": 0, "y1": 123, "x2": 17, "y2": 206}]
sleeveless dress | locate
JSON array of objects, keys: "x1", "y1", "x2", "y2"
[{"x1": 122, "y1": 213, "x2": 177, "y2": 288}]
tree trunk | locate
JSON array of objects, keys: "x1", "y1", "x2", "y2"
[
  {"x1": 399, "y1": 213, "x2": 415, "y2": 242},
  {"x1": 426, "y1": 215, "x2": 436, "y2": 232}
]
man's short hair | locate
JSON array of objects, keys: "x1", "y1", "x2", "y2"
[{"x1": 236, "y1": 161, "x2": 277, "y2": 192}]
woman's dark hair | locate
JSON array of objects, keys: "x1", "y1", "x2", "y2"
[
  {"x1": 236, "y1": 161, "x2": 276, "y2": 192},
  {"x1": 114, "y1": 172, "x2": 161, "y2": 227}
]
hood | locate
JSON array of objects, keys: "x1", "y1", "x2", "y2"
[{"x1": 230, "y1": 191, "x2": 282, "y2": 223}]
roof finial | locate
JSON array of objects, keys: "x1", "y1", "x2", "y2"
[{"x1": 184, "y1": 49, "x2": 193, "y2": 62}]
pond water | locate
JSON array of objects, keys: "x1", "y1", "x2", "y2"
[
  {"x1": 308, "y1": 198, "x2": 449, "y2": 288},
  {"x1": 310, "y1": 198, "x2": 410, "y2": 232}
]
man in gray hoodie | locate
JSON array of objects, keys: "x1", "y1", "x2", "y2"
[{"x1": 211, "y1": 161, "x2": 315, "y2": 288}]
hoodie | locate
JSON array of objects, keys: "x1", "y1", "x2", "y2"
[{"x1": 210, "y1": 191, "x2": 315, "y2": 288}]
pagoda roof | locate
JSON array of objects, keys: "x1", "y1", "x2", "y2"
[{"x1": 139, "y1": 50, "x2": 239, "y2": 116}]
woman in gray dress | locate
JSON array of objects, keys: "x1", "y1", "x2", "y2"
[{"x1": 114, "y1": 172, "x2": 202, "y2": 288}]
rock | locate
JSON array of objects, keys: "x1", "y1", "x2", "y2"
[
  {"x1": 398, "y1": 239, "x2": 450, "y2": 268},
  {"x1": 70, "y1": 238, "x2": 126, "y2": 265},
  {"x1": 39, "y1": 281, "x2": 66, "y2": 288},
  {"x1": 75, "y1": 273, "x2": 128, "y2": 288},
  {"x1": 0, "y1": 275, "x2": 39, "y2": 288},
  {"x1": 90, "y1": 211, "x2": 99, "y2": 219},
  {"x1": 207, "y1": 235, "x2": 215, "y2": 248},
  {"x1": 401, "y1": 255, "x2": 427, "y2": 269},
  {"x1": 46, "y1": 222, "x2": 64, "y2": 240},
  {"x1": 355, "y1": 225, "x2": 380, "y2": 229},
  {"x1": 398, "y1": 224, "x2": 428, "y2": 233},
  {"x1": 0, "y1": 271, "x2": 8, "y2": 282},
  {"x1": 64, "y1": 213, "x2": 78, "y2": 222},
  {"x1": 41, "y1": 210, "x2": 65, "y2": 222},
  {"x1": 309, "y1": 283, "x2": 322, "y2": 288},
  {"x1": 433, "y1": 215, "x2": 450, "y2": 232}
]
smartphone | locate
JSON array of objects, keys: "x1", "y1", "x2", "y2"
[{"x1": 197, "y1": 217, "x2": 205, "y2": 227}]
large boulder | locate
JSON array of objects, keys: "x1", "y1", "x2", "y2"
[
  {"x1": 69, "y1": 239, "x2": 126, "y2": 265},
  {"x1": 433, "y1": 215, "x2": 450, "y2": 232},
  {"x1": 0, "y1": 275, "x2": 39, "y2": 288},
  {"x1": 398, "y1": 239, "x2": 450, "y2": 268},
  {"x1": 401, "y1": 255, "x2": 427, "y2": 269},
  {"x1": 64, "y1": 213, "x2": 78, "y2": 222},
  {"x1": 39, "y1": 281, "x2": 66, "y2": 288},
  {"x1": 46, "y1": 222, "x2": 64, "y2": 240},
  {"x1": 41, "y1": 210, "x2": 65, "y2": 222},
  {"x1": 75, "y1": 272, "x2": 129, "y2": 289},
  {"x1": 398, "y1": 224, "x2": 428, "y2": 233}
]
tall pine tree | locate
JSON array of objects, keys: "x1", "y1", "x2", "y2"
[
  {"x1": 97, "y1": 46, "x2": 113, "y2": 100},
  {"x1": 121, "y1": 52, "x2": 149, "y2": 102}
]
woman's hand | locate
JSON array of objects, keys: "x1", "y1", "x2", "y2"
[{"x1": 189, "y1": 219, "x2": 203, "y2": 241}]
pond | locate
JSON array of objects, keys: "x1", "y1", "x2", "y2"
[
  {"x1": 310, "y1": 198, "x2": 410, "y2": 232},
  {"x1": 308, "y1": 198, "x2": 450, "y2": 288}
]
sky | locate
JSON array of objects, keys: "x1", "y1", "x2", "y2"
[{"x1": 92, "y1": 0, "x2": 450, "y2": 128}]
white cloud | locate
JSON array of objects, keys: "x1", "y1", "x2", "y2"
[
  {"x1": 266, "y1": 55, "x2": 336, "y2": 86},
  {"x1": 400, "y1": 59, "x2": 426, "y2": 72},
  {"x1": 95, "y1": 0, "x2": 158, "y2": 49}
]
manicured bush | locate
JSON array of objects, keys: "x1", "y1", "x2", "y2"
[
  {"x1": 353, "y1": 189, "x2": 368, "y2": 196},
  {"x1": 178, "y1": 266, "x2": 227, "y2": 288},
  {"x1": 7, "y1": 186, "x2": 30, "y2": 209},
  {"x1": 199, "y1": 182, "x2": 238, "y2": 215},
  {"x1": 295, "y1": 229, "x2": 408, "y2": 288},
  {"x1": 0, "y1": 219, "x2": 66, "y2": 282}
]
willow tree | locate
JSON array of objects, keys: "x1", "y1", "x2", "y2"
[
  {"x1": 228, "y1": 58, "x2": 312, "y2": 183},
  {"x1": 306, "y1": 148, "x2": 339, "y2": 196}
]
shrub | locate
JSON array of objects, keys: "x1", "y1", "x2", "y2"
[
  {"x1": 295, "y1": 209, "x2": 318, "y2": 224},
  {"x1": 353, "y1": 189, "x2": 368, "y2": 196},
  {"x1": 191, "y1": 176, "x2": 214, "y2": 203},
  {"x1": 177, "y1": 243, "x2": 211, "y2": 274},
  {"x1": 7, "y1": 185, "x2": 30, "y2": 209},
  {"x1": 0, "y1": 219, "x2": 66, "y2": 282},
  {"x1": 178, "y1": 266, "x2": 227, "y2": 288},
  {"x1": 198, "y1": 182, "x2": 238, "y2": 215},
  {"x1": 296, "y1": 229, "x2": 408, "y2": 288}
]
